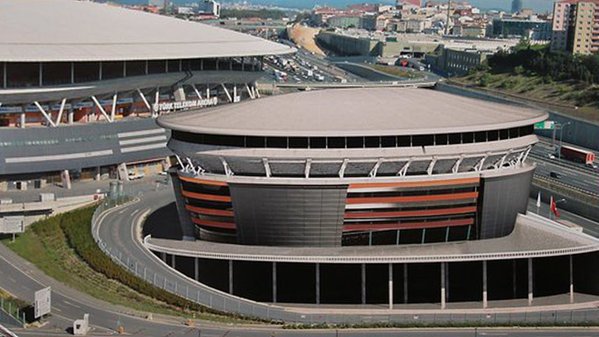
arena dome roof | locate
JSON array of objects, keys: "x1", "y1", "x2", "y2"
[
  {"x1": 0, "y1": 0, "x2": 293, "y2": 62},
  {"x1": 157, "y1": 87, "x2": 548, "y2": 137}
]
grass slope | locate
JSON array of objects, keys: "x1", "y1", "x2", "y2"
[
  {"x1": 3, "y1": 206, "x2": 252, "y2": 323},
  {"x1": 454, "y1": 71, "x2": 599, "y2": 123}
]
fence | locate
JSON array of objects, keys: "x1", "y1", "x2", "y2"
[
  {"x1": 0, "y1": 299, "x2": 25, "y2": 327},
  {"x1": 90, "y1": 193, "x2": 599, "y2": 325}
]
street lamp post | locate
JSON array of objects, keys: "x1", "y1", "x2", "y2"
[{"x1": 558, "y1": 122, "x2": 572, "y2": 160}]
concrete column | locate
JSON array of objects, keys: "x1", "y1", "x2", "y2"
[
  {"x1": 171, "y1": 255, "x2": 175, "y2": 268},
  {"x1": 569, "y1": 255, "x2": 574, "y2": 304},
  {"x1": 161, "y1": 252, "x2": 166, "y2": 263},
  {"x1": 194, "y1": 257, "x2": 199, "y2": 281},
  {"x1": 68, "y1": 107, "x2": 74, "y2": 124},
  {"x1": 228, "y1": 260, "x2": 233, "y2": 295},
  {"x1": 441, "y1": 262, "x2": 446, "y2": 309},
  {"x1": 527, "y1": 258, "x2": 533, "y2": 306},
  {"x1": 361, "y1": 263, "x2": 366, "y2": 305},
  {"x1": 403, "y1": 264, "x2": 408, "y2": 304},
  {"x1": 94, "y1": 167, "x2": 101, "y2": 181},
  {"x1": 272, "y1": 262, "x2": 277, "y2": 303},
  {"x1": 61, "y1": 169, "x2": 72, "y2": 190},
  {"x1": 117, "y1": 163, "x2": 129, "y2": 181},
  {"x1": 482, "y1": 260, "x2": 488, "y2": 309},
  {"x1": 315, "y1": 263, "x2": 320, "y2": 305},
  {"x1": 19, "y1": 112, "x2": 26, "y2": 128},
  {"x1": 388, "y1": 263, "x2": 393, "y2": 310}
]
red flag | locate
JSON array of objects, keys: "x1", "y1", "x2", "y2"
[{"x1": 550, "y1": 196, "x2": 560, "y2": 218}]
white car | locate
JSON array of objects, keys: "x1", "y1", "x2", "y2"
[
  {"x1": 547, "y1": 153, "x2": 556, "y2": 159},
  {"x1": 128, "y1": 172, "x2": 145, "y2": 180}
]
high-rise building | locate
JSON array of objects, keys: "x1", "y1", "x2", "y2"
[
  {"x1": 512, "y1": 0, "x2": 523, "y2": 13},
  {"x1": 551, "y1": 0, "x2": 599, "y2": 55}
]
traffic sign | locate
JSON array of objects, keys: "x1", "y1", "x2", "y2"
[
  {"x1": 0, "y1": 217, "x2": 24, "y2": 234},
  {"x1": 534, "y1": 121, "x2": 555, "y2": 130},
  {"x1": 34, "y1": 287, "x2": 51, "y2": 319}
]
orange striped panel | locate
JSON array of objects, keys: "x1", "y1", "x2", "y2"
[
  {"x1": 181, "y1": 189, "x2": 232, "y2": 203},
  {"x1": 348, "y1": 177, "x2": 480, "y2": 190},
  {"x1": 344, "y1": 206, "x2": 477, "y2": 219},
  {"x1": 346, "y1": 191, "x2": 479, "y2": 205},
  {"x1": 343, "y1": 218, "x2": 474, "y2": 232},
  {"x1": 185, "y1": 205, "x2": 234, "y2": 217},
  {"x1": 191, "y1": 217, "x2": 236, "y2": 230},
  {"x1": 179, "y1": 175, "x2": 228, "y2": 187}
]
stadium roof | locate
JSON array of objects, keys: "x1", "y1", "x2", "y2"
[
  {"x1": 158, "y1": 87, "x2": 548, "y2": 137},
  {"x1": 0, "y1": 0, "x2": 293, "y2": 62},
  {"x1": 146, "y1": 212, "x2": 599, "y2": 263}
]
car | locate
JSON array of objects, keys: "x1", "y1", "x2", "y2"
[
  {"x1": 547, "y1": 153, "x2": 556, "y2": 159},
  {"x1": 128, "y1": 172, "x2": 145, "y2": 180},
  {"x1": 549, "y1": 172, "x2": 562, "y2": 179}
]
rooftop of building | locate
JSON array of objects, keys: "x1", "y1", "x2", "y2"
[
  {"x1": 145, "y1": 212, "x2": 599, "y2": 263},
  {"x1": 157, "y1": 87, "x2": 547, "y2": 137},
  {"x1": 0, "y1": 0, "x2": 293, "y2": 62}
]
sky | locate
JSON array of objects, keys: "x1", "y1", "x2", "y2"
[{"x1": 114, "y1": 0, "x2": 555, "y2": 13}]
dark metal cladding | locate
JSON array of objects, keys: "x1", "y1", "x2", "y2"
[
  {"x1": 229, "y1": 184, "x2": 348, "y2": 247},
  {"x1": 0, "y1": 119, "x2": 170, "y2": 175},
  {"x1": 477, "y1": 166, "x2": 534, "y2": 239}
]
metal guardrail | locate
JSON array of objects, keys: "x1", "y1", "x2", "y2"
[
  {"x1": 274, "y1": 80, "x2": 438, "y2": 89},
  {"x1": 90, "y1": 197, "x2": 300, "y2": 322},
  {"x1": 90, "y1": 196, "x2": 599, "y2": 324},
  {"x1": 0, "y1": 324, "x2": 19, "y2": 337}
]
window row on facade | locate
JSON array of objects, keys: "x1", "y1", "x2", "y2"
[
  {"x1": 173, "y1": 125, "x2": 535, "y2": 149},
  {"x1": 0, "y1": 57, "x2": 263, "y2": 88}
]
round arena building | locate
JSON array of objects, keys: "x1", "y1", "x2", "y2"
[{"x1": 147, "y1": 87, "x2": 599, "y2": 309}]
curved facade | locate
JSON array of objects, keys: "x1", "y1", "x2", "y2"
[
  {"x1": 0, "y1": 0, "x2": 292, "y2": 191},
  {"x1": 149, "y1": 87, "x2": 599, "y2": 312},
  {"x1": 159, "y1": 87, "x2": 546, "y2": 246}
]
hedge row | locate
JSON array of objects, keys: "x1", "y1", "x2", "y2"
[{"x1": 56, "y1": 206, "x2": 213, "y2": 315}]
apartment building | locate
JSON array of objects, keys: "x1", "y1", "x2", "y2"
[{"x1": 551, "y1": 0, "x2": 599, "y2": 54}]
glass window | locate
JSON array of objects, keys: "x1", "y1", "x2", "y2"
[
  {"x1": 328, "y1": 137, "x2": 345, "y2": 148},
  {"x1": 365, "y1": 136, "x2": 380, "y2": 148},
  {"x1": 310, "y1": 137, "x2": 326, "y2": 149},
  {"x1": 126, "y1": 61, "x2": 146, "y2": 77},
  {"x1": 289, "y1": 137, "x2": 308, "y2": 148},
  {"x1": 102, "y1": 61, "x2": 124, "y2": 79},
  {"x1": 148, "y1": 60, "x2": 166, "y2": 74},
  {"x1": 6, "y1": 62, "x2": 39, "y2": 88},
  {"x1": 42, "y1": 62, "x2": 71, "y2": 85}
]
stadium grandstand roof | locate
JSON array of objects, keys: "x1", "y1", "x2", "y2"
[
  {"x1": 0, "y1": 0, "x2": 293, "y2": 62},
  {"x1": 158, "y1": 87, "x2": 547, "y2": 137}
]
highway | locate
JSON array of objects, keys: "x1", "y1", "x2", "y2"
[{"x1": 528, "y1": 138, "x2": 598, "y2": 196}]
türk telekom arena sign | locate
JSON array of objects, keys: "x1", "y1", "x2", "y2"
[{"x1": 153, "y1": 97, "x2": 218, "y2": 112}]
